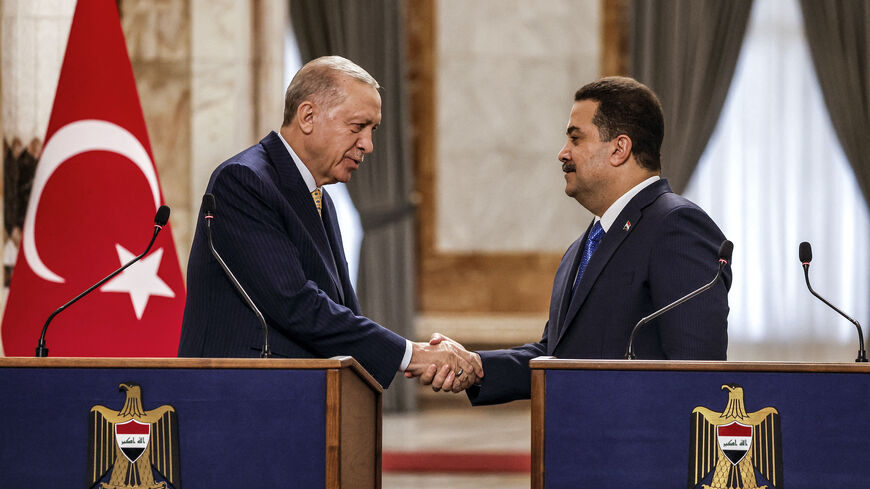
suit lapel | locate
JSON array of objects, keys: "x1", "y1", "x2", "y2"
[
  {"x1": 320, "y1": 190, "x2": 348, "y2": 306},
  {"x1": 260, "y1": 132, "x2": 346, "y2": 304},
  {"x1": 553, "y1": 179, "x2": 672, "y2": 350},
  {"x1": 552, "y1": 220, "x2": 593, "y2": 334}
]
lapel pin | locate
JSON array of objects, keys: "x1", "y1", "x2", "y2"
[{"x1": 623, "y1": 220, "x2": 631, "y2": 232}]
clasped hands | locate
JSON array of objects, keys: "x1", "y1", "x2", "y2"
[{"x1": 404, "y1": 333, "x2": 482, "y2": 393}]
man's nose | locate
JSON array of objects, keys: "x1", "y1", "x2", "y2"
[
  {"x1": 358, "y1": 132, "x2": 374, "y2": 154},
  {"x1": 557, "y1": 144, "x2": 571, "y2": 163}
]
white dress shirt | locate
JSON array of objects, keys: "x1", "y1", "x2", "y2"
[{"x1": 596, "y1": 175, "x2": 661, "y2": 231}]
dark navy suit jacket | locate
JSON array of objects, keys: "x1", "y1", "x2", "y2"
[
  {"x1": 178, "y1": 132, "x2": 406, "y2": 388},
  {"x1": 468, "y1": 179, "x2": 731, "y2": 405}
]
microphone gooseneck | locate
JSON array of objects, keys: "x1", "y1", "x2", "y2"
[
  {"x1": 624, "y1": 239, "x2": 733, "y2": 360},
  {"x1": 35, "y1": 205, "x2": 171, "y2": 357},
  {"x1": 202, "y1": 193, "x2": 271, "y2": 358},
  {"x1": 799, "y1": 241, "x2": 867, "y2": 362}
]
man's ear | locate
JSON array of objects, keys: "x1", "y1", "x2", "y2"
[
  {"x1": 610, "y1": 134, "x2": 633, "y2": 167},
  {"x1": 297, "y1": 101, "x2": 316, "y2": 135}
]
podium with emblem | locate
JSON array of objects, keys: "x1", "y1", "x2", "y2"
[
  {"x1": 530, "y1": 358, "x2": 870, "y2": 489},
  {"x1": 0, "y1": 356, "x2": 381, "y2": 488}
]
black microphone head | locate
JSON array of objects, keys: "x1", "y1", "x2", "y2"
[
  {"x1": 202, "y1": 193, "x2": 216, "y2": 216},
  {"x1": 799, "y1": 241, "x2": 812, "y2": 264},
  {"x1": 718, "y1": 240, "x2": 734, "y2": 263},
  {"x1": 154, "y1": 205, "x2": 170, "y2": 226}
]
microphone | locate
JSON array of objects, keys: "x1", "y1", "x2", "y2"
[
  {"x1": 201, "y1": 193, "x2": 271, "y2": 358},
  {"x1": 35, "y1": 205, "x2": 172, "y2": 357},
  {"x1": 799, "y1": 241, "x2": 867, "y2": 362},
  {"x1": 625, "y1": 239, "x2": 733, "y2": 359}
]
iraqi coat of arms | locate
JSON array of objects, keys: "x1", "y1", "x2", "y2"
[{"x1": 88, "y1": 383, "x2": 180, "y2": 489}]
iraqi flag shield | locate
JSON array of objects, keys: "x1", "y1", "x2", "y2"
[
  {"x1": 717, "y1": 421, "x2": 753, "y2": 465},
  {"x1": 115, "y1": 419, "x2": 150, "y2": 463}
]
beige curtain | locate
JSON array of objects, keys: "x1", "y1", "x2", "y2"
[
  {"x1": 800, "y1": 0, "x2": 870, "y2": 202},
  {"x1": 631, "y1": 0, "x2": 753, "y2": 192}
]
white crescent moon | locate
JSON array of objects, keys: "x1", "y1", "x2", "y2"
[{"x1": 22, "y1": 119, "x2": 162, "y2": 283}]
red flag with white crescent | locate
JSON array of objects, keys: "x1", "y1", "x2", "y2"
[{"x1": 0, "y1": 0, "x2": 185, "y2": 356}]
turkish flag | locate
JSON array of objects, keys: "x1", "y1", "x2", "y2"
[{"x1": 0, "y1": 0, "x2": 185, "y2": 356}]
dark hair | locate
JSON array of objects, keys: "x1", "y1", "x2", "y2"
[{"x1": 574, "y1": 76, "x2": 663, "y2": 171}]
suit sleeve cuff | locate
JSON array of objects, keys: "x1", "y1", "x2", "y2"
[{"x1": 398, "y1": 339, "x2": 413, "y2": 371}]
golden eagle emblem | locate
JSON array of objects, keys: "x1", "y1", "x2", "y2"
[
  {"x1": 88, "y1": 383, "x2": 180, "y2": 489},
  {"x1": 689, "y1": 384, "x2": 782, "y2": 489}
]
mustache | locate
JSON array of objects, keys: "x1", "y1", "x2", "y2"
[{"x1": 562, "y1": 161, "x2": 575, "y2": 172}]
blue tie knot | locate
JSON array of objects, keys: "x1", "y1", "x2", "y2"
[{"x1": 587, "y1": 221, "x2": 605, "y2": 249}]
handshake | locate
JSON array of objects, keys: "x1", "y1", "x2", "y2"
[{"x1": 404, "y1": 333, "x2": 483, "y2": 393}]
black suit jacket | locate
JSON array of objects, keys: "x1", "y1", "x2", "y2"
[
  {"x1": 178, "y1": 132, "x2": 406, "y2": 388},
  {"x1": 468, "y1": 179, "x2": 730, "y2": 405}
]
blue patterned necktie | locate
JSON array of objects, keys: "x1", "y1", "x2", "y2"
[{"x1": 572, "y1": 221, "x2": 605, "y2": 295}]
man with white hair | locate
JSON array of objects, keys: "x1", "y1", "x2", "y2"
[{"x1": 179, "y1": 56, "x2": 482, "y2": 389}]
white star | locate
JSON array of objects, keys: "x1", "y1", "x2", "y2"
[{"x1": 100, "y1": 244, "x2": 175, "y2": 319}]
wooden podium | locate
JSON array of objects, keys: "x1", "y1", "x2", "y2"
[
  {"x1": 530, "y1": 358, "x2": 870, "y2": 489},
  {"x1": 0, "y1": 356, "x2": 381, "y2": 489}
]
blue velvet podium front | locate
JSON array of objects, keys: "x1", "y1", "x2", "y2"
[
  {"x1": 0, "y1": 357, "x2": 381, "y2": 489},
  {"x1": 530, "y1": 358, "x2": 870, "y2": 489}
]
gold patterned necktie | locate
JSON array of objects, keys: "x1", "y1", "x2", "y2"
[{"x1": 311, "y1": 188, "x2": 323, "y2": 216}]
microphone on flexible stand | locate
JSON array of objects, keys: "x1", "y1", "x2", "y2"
[
  {"x1": 799, "y1": 241, "x2": 867, "y2": 362},
  {"x1": 201, "y1": 193, "x2": 271, "y2": 358},
  {"x1": 35, "y1": 205, "x2": 171, "y2": 357},
  {"x1": 625, "y1": 240, "x2": 733, "y2": 360}
]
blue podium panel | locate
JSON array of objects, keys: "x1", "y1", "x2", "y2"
[
  {"x1": 0, "y1": 359, "x2": 342, "y2": 488},
  {"x1": 536, "y1": 361, "x2": 870, "y2": 489}
]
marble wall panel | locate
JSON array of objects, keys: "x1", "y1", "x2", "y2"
[
  {"x1": 120, "y1": 0, "x2": 188, "y2": 62},
  {"x1": 120, "y1": 0, "x2": 193, "y2": 271},
  {"x1": 252, "y1": 0, "x2": 287, "y2": 138},
  {"x1": 192, "y1": 0, "x2": 251, "y2": 62},
  {"x1": 436, "y1": 0, "x2": 599, "y2": 253},
  {"x1": 29, "y1": 0, "x2": 74, "y2": 16},
  {"x1": 1, "y1": 0, "x2": 73, "y2": 142},
  {"x1": 190, "y1": 60, "x2": 254, "y2": 192},
  {"x1": 439, "y1": 0, "x2": 598, "y2": 59},
  {"x1": 33, "y1": 12, "x2": 69, "y2": 140},
  {"x1": 190, "y1": 0, "x2": 256, "y2": 219},
  {"x1": 416, "y1": 313, "x2": 546, "y2": 347},
  {"x1": 132, "y1": 63, "x2": 193, "y2": 268}
]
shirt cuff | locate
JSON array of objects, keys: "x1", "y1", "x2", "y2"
[{"x1": 398, "y1": 339, "x2": 413, "y2": 371}]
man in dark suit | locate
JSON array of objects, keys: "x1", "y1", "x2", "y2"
[
  {"x1": 420, "y1": 76, "x2": 730, "y2": 404},
  {"x1": 178, "y1": 56, "x2": 481, "y2": 389}
]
